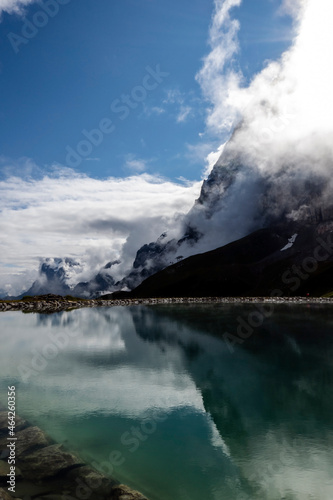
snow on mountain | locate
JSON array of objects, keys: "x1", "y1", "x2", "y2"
[
  {"x1": 280, "y1": 234, "x2": 298, "y2": 252},
  {"x1": 18, "y1": 136, "x2": 333, "y2": 299},
  {"x1": 22, "y1": 258, "x2": 83, "y2": 297}
]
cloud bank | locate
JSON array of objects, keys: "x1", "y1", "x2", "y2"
[
  {"x1": 0, "y1": 161, "x2": 201, "y2": 295},
  {"x1": 2, "y1": 0, "x2": 333, "y2": 295},
  {"x1": 199, "y1": 0, "x2": 333, "y2": 165},
  {"x1": 185, "y1": 0, "x2": 333, "y2": 253}
]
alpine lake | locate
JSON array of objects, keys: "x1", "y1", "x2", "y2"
[{"x1": 1, "y1": 302, "x2": 333, "y2": 500}]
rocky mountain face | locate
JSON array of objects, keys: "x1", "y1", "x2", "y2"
[
  {"x1": 22, "y1": 258, "x2": 79, "y2": 298},
  {"x1": 22, "y1": 259, "x2": 119, "y2": 299},
  {"x1": 72, "y1": 260, "x2": 119, "y2": 297},
  {"x1": 17, "y1": 132, "x2": 333, "y2": 299},
  {"x1": 115, "y1": 227, "x2": 202, "y2": 291},
  {"x1": 20, "y1": 226, "x2": 203, "y2": 299},
  {"x1": 114, "y1": 220, "x2": 333, "y2": 299},
  {"x1": 116, "y1": 141, "x2": 333, "y2": 297}
]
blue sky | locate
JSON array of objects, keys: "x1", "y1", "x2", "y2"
[
  {"x1": 0, "y1": 0, "x2": 294, "y2": 181},
  {"x1": 0, "y1": 0, "x2": 304, "y2": 295}
]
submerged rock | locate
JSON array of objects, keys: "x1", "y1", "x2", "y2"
[
  {"x1": 34, "y1": 496, "x2": 77, "y2": 500},
  {"x1": 110, "y1": 484, "x2": 149, "y2": 500},
  {"x1": 16, "y1": 426, "x2": 51, "y2": 456},
  {"x1": 0, "y1": 460, "x2": 22, "y2": 482},
  {"x1": 0, "y1": 459, "x2": 9, "y2": 476},
  {"x1": 65, "y1": 465, "x2": 116, "y2": 496},
  {"x1": 19, "y1": 443, "x2": 83, "y2": 480},
  {"x1": 14, "y1": 479, "x2": 52, "y2": 499},
  {"x1": 0, "y1": 488, "x2": 23, "y2": 500},
  {"x1": 0, "y1": 411, "x2": 27, "y2": 433},
  {"x1": 0, "y1": 411, "x2": 151, "y2": 500},
  {"x1": 0, "y1": 488, "x2": 21, "y2": 500}
]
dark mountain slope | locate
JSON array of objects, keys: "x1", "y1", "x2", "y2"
[{"x1": 114, "y1": 221, "x2": 333, "y2": 298}]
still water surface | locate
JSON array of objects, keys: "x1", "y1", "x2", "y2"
[{"x1": 0, "y1": 304, "x2": 333, "y2": 500}]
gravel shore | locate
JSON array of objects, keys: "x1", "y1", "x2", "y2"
[{"x1": 1, "y1": 294, "x2": 333, "y2": 313}]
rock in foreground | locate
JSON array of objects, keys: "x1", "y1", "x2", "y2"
[{"x1": 0, "y1": 411, "x2": 149, "y2": 500}]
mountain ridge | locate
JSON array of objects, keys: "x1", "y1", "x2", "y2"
[
  {"x1": 9, "y1": 132, "x2": 333, "y2": 300},
  {"x1": 106, "y1": 220, "x2": 333, "y2": 299}
]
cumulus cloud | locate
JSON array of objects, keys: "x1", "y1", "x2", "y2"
[
  {"x1": 199, "y1": 0, "x2": 333, "y2": 163},
  {"x1": 185, "y1": 0, "x2": 333, "y2": 252},
  {"x1": 229, "y1": 0, "x2": 333, "y2": 170},
  {"x1": 0, "y1": 160, "x2": 201, "y2": 295},
  {"x1": 0, "y1": 0, "x2": 35, "y2": 16}
]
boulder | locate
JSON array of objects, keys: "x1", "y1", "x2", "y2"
[
  {"x1": 110, "y1": 484, "x2": 149, "y2": 500},
  {"x1": 0, "y1": 460, "x2": 10, "y2": 480},
  {"x1": 0, "y1": 425, "x2": 50, "y2": 461},
  {"x1": 0, "y1": 488, "x2": 16, "y2": 500},
  {"x1": 65, "y1": 465, "x2": 115, "y2": 496},
  {"x1": 18, "y1": 444, "x2": 83, "y2": 481},
  {"x1": 16, "y1": 426, "x2": 51, "y2": 456},
  {"x1": 0, "y1": 460, "x2": 22, "y2": 482},
  {"x1": 14, "y1": 479, "x2": 52, "y2": 499},
  {"x1": 0, "y1": 412, "x2": 27, "y2": 434}
]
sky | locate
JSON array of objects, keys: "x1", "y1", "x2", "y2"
[
  {"x1": 0, "y1": 0, "x2": 299, "y2": 295},
  {"x1": 0, "y1": 0, "x2": 294, "y2": 179}
]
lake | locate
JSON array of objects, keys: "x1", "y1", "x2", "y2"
[{"x1": 0, "y1": 303, "x2": 333, "y2": 500}]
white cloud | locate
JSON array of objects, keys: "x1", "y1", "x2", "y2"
[
  {"x1": 124, "y1": 154, "x2": 149, "y2": 173},
  {"x1": 203, "y1": 143, "x2": 226, "y2": 177},
  {"x1": 279, "y1": 0, "x2": 306, "y2": 18},
  {"x1": 161, "y1": 88, "x2": 198, "y2": 124},
  {"x1": 185, "y1": 141, "x2": 214, "y2": 162},
  {"x1": 177, "y1": 105, "x2": 192, "y2": 123},
  {"x1": 142, "y1": 104, "x2": 166, "y2": 118},
  {"x1": 163, "y1": 88, "x2": 184, "y2": 105},
  {"x1": 198, "y1": 0, "x2": 333, "y2": 163},
  {"x1": 142, "y1": 89, "x2": 190, "y2": 121},
  {"x1": 0, "y1": 0, "x2": 35, "y2": 16},
  {"x1": 175, "y1": 0, "x2": 333, "y2": 258},
  {"x1": 0, "y1": 160, "x2": 201, "y2": 295},
  {"x1": 226, "y1": 0, "x2": 333, "y2": 173},
  {"x1": 196, "y1": 0, "x2": 243, "y2": 133}
]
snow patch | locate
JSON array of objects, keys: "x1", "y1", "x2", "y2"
[{"x1": 280, "y1": 234, "x2": 298, "y2": 252}]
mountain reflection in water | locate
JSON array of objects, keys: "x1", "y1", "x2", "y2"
[{"x1": 0, "y1": 304, "x2": 332, "y2": 500}]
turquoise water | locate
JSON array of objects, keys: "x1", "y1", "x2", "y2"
[{"x1": 1, "y1": 304, "x2": 333, "y2": 499}]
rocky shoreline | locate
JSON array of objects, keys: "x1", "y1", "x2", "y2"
[
  {"x1": 0, "y1": 294, "x2": 333, "y2": 314},
  {"x1": 0, "y1": 411, "x2": 148, "y2": 500}
]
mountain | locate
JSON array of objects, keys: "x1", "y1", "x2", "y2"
[
  {"x1": 109, "y1": 220, "x2": 333, "y2": 299},
  {"x1": 22, "y1": 258, "x2": 119, "y2": 299},
  {"x1": 22, "y1": 258, "x2": 80, "y2": 298},
  {"x1": 18, "y1": 226, "x2": 202, "y2": 299},
  {"x1": 112, "y1": 133, "x2": 333, "y2": 297},
  {"x1": 72, "y1": 261, "x2": 119, "y2": 297},
  {"x1": 16, "y1": 130, "x2": 333, "y2": 299}
]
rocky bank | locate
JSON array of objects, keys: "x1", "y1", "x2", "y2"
[
  {"x1": 1, "y1": 294, "x2": 333, "y2": 315},
  {"x1": 0, "y1": 411, "x2": 148, "y2": 500}
]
